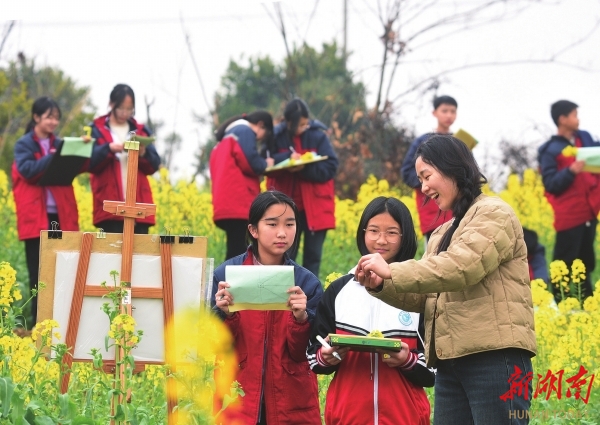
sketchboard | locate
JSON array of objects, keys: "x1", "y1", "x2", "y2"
[{"x1": 38, "y1": 231, "x2": 212, "y2": 363}]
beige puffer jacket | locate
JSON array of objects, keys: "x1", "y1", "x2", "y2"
[{"x1": 370, "y1": 194, "x2": 536, "y2": 367}]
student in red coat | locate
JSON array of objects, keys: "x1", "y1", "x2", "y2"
[
  {"x1": 212, "y1": 191, "x2": 323, "y2": 424},
  {"x1": 12, "y1": 97, "x2": 84, "y2": 326},
  {"x1": 89, "y1": 84, "x2": 161, "y2": 234},
  {"x1": 265, "y1": 99, "x2": 338, "y2": 278},
  {"x1": 210, "y1": 112, "x2": 274, "y2": 260}
]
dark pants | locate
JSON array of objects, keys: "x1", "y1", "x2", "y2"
[
  {"x1": 552, "y1": 219, "x2": 596, "y2": 303},
  {"x1": 215, "y1": 219, "x2": 248, "y2": 260},
  {"x1": 24, "y1": 212, "x2": 59, "y2": 328},
  {"x1": 96, "y1": 220, "x2": 151, "y2": 235},
  {"x1": 288, "y1": 211, "x2": 327, "y2": 278},
  {"x1": 434, "y1": 348, "x2": 533, "y2": 425}
]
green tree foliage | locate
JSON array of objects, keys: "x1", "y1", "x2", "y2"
[{"x1": 0, "y1": 53, "x2": 95, "y2": 176}]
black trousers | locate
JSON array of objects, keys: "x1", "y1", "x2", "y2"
[
  {"x1": 552, "y1": 219, "x2": 597, "y2": 303},
  {"x1": 24, "y1": 212, "x2": 59, "y2": 328},
  {"x1": 96, "y1": 219, "x2": 151, "y2": 235},
  {"x1": 288, "y1": 211, "x2": 327, "y2": 278},
  {"x1": 215, "y1": 219, "x2": 248, "y2": 260}
]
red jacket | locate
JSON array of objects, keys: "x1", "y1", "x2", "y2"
[
  {"x1": 210, "y1": 122, "x2": 269, "y2": 222},
  {"x1": 89, "y1": 115, "x2": 160, "y2": 226},
  {"x1": 211, "y1": 250, "x2": 323, "y2": 424},
  {"x1": 308, "y1": 273, "x2": 433, "y2": 425},
  {"x1": 538, "y1": 131, "x2": 600, "y2": 231},
  {"x1": 12, "y1": 132, "x2": 80, "y2": 240},
  {"x1": 414, "y1": 190, "x2": 452, "y2": 235},
  {"x1": 266, "y1": 121, "x2": 338, "y2": 231}
]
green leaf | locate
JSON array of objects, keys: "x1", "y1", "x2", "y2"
[
  {"x1": 33, "y1": 415, "x2": 55, "y2": 425},
  {"x1": 113, "y1": 404, "x2": 126, "y2": 421},
  {"x1": 72, "y1": 416, "x2": 97, "y2": 425},
  {"x1": 0, "y1": 377, "x2": 15, "y2": 417},
  {"x1": 11, "y1": 391, "x2": 25, "y2": 424}
]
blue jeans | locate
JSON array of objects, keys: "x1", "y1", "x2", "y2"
[{"x1": 434, "y1": 348, "x2": 533, "y2": 425}]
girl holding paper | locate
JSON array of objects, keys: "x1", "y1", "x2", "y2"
[
  {"x1": 307, "y1": 197, "x2": 434, "y2": 425},
  {"x1": 210, "y1": 111, "x2": 274, "y2": 260},
  {"x1": 358, "y1": 136, "x2": 536, "y2": 425},
  {"x1": 89, "y1": 84, "x2": 160, "y2": 234},
  {"x1": 211, "y1": 191, "x2": 323, "y2": 425},
  {"x1": 12, "y1": 97, "x2": 83, "y2": 326}
]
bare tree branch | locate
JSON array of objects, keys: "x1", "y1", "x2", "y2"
[
  {"x1": 179, "y1": 14, "x2": 213, "y2": 123},
  {"x1": 0, "y1": 21, "x2": 16, "y2": 58},
  {"x1": 391, "y1": 57, "x2": 600, "y2": 103}
]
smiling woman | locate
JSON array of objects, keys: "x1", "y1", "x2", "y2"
[{"x1": 356, "y1": 136, "x2": 537, "y2": 425}]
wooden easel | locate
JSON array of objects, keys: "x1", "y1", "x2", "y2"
[{"x1": 39, "y1": 230, "x2": 207, "y2": 424}]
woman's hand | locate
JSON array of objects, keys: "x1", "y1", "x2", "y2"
[
  {"x1": 266, "y1": 157, "x2": 275, "y2": 167},
  {"x1": 215, "y1": 281, "x2": 235, "y2": 317},
  {"x1": 139, "y1": 144, "x2": 146, "y2": 156},
  {"x1": 356, "y1": 253, "x2": 391, "y2": 290},
  {"x1": 377, "y1": 341, "x2": 410, "y2": 368},
  {"x1": 82, "y1": 135, "x2": 92, "y2": 143},
  {"x1": 110, "y1": 142, "x2": 124, "y2": 153},
  {"x1": 320, "y1": 337, "x2": 349, "y2": 366},
  {"x1": 287, "y1": 286, "x2": 308, "y2": 322}
]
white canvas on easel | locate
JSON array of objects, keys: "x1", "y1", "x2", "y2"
[
  {"x1": 51, "y1": 251, "x2": 204, "y2": 361},
  {"x1": 38, "y1": 231, "x2": 212, "y2": 366}
]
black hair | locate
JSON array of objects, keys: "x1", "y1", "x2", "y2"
[
  {"x1": 215, "y1": 111, "x2": 274, "y2": 143},
  {"x1": 415, "y1": 135, "x2": 487, "y2": 254},
  {"x1": 550, "y1": 100, "x2": 578, "y2": 126},
  {"x1": 109, "y1": 84, "x2": 136, "y2": 115},
  {"x1": 283, "y1": 98, "x2": 310, "y2": 141},
  {"x1": 356, "y1": 197, "x2": 417, "y2": 263},
  {"x1": 25, "y1": 97, "x2": 62, "y2": 134},
  {"x1": 246, "y1": 191, "x2": 299, "y2": 256},
  {"x1": 433, "y1": 95, "x2": 457, "y2": 110},
  {"x1": 522, "y1": 228, "x2": 538, "y2": 255}
]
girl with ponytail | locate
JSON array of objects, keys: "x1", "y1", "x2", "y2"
[
  {"x1": 356, "y1": 135, "x2": 537, "y2": 425},
  {"x1": 12, "y1": 97, "x2": 83, "y2": 327},
  {"x1": 209, "y1": 111, "x2": 274, "y2": 260}
]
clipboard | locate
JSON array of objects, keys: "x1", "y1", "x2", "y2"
[
  {"x1": 328, "y1": 333, "x2": 402, "y2": 352},
  {"x1": 453, "y1": 129, "x2": 478, "y2": 150},
  {"x1": 265, "y1": 155, "x2": 328, "y2": 173},
  {"x1": 37, "y1": 141, "x2": 88, "y2": 186}
]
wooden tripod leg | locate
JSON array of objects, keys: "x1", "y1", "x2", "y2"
[
  {"x1": 61, "y1": 232, "x2": 94, "y2": 394},
  {"x1": 160, "y1": 242, "x2": 178, "y2": 423}
]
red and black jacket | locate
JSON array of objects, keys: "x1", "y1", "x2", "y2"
[
  {"x1": 307, "y1": 271, "x2": 434, "y2": 425},
  {"x1": 538, "y1": 130, "x2": 600, "y2": 231},
  {"x1": 89, "y1": 115, "x2": 160, "y2": 226},
  {"x1": 11, "y1": 132, "x2": 80, "y2": 240},
  {"x1": 401, "y1": 133, "x2": 452, "y2": 235},
  {"x1": 210, "y1": 248, "x2": 323, "y2": 424},
  {"x1": 265, "y1": 120, "x2": 338, "y2": 232},
  {"x1": 209, "y1": 122, "x2": 270, "y2": 222}
]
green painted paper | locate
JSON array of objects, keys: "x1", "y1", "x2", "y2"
[
  {"x1": 225, "y1": 265, "x2": 295, "y2": 312},
  {"x1": 61, "y1": 137, "x2": 94, "y2": 158}
]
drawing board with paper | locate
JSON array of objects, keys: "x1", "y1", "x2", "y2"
[
  {"x1": 38, "y1": 231, "x2": 211, "y2": 364},
  {"x1": 225, "y1": 265, "x2": 294, "y2": 311}
]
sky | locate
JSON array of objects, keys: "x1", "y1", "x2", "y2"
[{"x1": 3, "y1": 0, "x2": 600, "y2": 187}]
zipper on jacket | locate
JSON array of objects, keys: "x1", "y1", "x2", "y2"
[{"x1": 257, "y1": 313, "x2": 268, "y2": 423}]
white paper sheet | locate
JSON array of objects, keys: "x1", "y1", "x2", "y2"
[{"x1": 53, "y1": 251, "x2": 203, "y2": 362}]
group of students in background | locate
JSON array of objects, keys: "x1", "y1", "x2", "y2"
[
  {"x1": 12, "y1": 84, "x2": 160, "y2": 325},
  {"x1": 209, "y1": 98, "x2": 338, "y2": 279}
]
